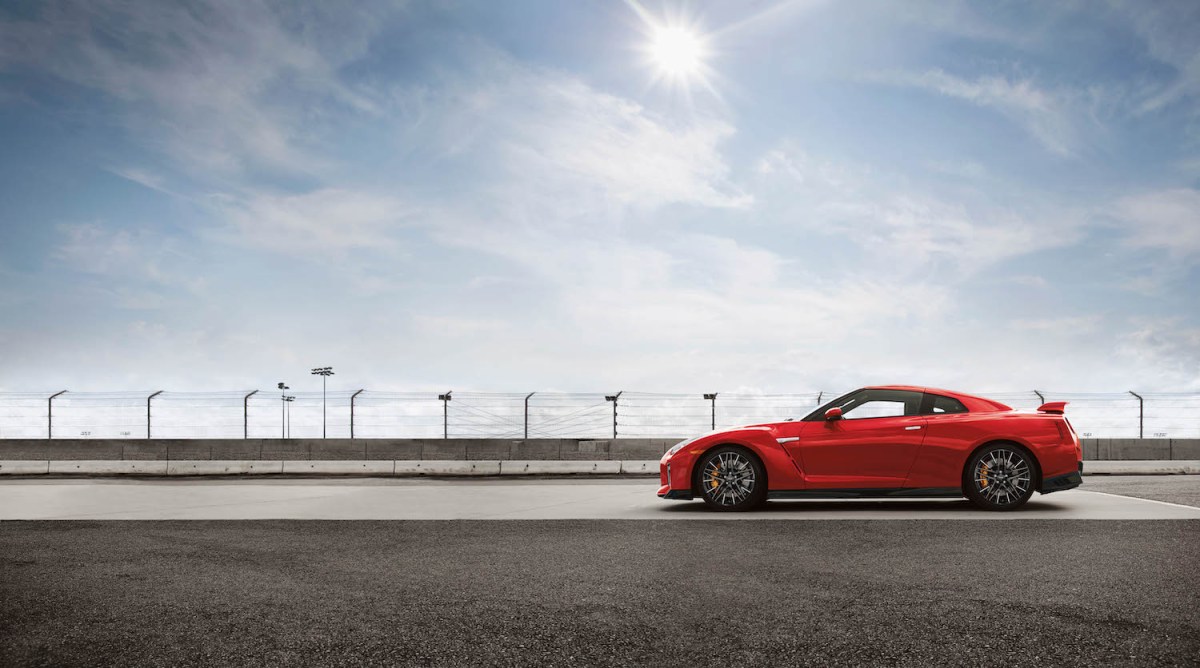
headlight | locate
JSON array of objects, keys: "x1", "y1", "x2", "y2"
[{"x1": 665, "y1": 437, "x2": 697, "y2": 457}]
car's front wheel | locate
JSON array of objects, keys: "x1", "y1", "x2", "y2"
[
  {"x1": 696, "y1": 446, "x2": 767, "y2": 511},
  {"x1": 965, "y1": 444, "x2": 1036, "y2": 511}
]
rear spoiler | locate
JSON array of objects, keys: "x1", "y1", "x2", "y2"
[{"x1": 1037, "y1": 401, "x2": 1068, "y2": 415}]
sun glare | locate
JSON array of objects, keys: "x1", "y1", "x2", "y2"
[{"x1": 650, "y1": 26, "x2": 705, "y2": 78}]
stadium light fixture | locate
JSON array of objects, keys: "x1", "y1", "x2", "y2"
[
  {"x1": 311, "y1": 367, "x2": 334, "y2": 438},
  {"x1": 284, "y1": 395, "x2": 296, "y2": 439},
  {"x1": 277, "y1": 382, "x2": 289, "y2": 439}
]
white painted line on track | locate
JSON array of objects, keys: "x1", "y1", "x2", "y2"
[{"x1": 1085, "y1": 490, "x2": 1200, "y2": 512}]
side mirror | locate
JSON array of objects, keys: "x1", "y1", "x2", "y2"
[{"x1": 824, "y1": 407, "x2": 843, "y2": 421}]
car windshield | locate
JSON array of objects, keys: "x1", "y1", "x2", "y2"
[
  {"x1": 801, "y1": 389, "x2": 925, "y2": 421},
  {"x1": 801, "y1": 390, "x2": 859, "y2": 421}
]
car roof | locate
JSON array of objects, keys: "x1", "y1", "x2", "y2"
[{"x1": 864, "y1": 385, "x2": 1013, "y2": 411}]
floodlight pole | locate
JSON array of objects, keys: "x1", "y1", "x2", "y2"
[
  {"x1": 278, "y1": 382, "x2": 288, "y2": 439},
  {"x1": 284, "y1": 396, "x2": 295, "y2": 438},
  {"x1": 704, "y1": 393, "x2": 718, "y2": 430},
  {"x1": 47, "y1": 390, "x2": 67, "y2": 440},
  {"x1": 605, "y1": 391, "x2": 623, "y2": 438},
  {"x1": 524, "y1": 392, "x2": 535, "y2": 439},
  {"x1": 350, "y1": 389, "x2": 364, "y2": 439},
  {"x1": 243, "y1": 390, "x2": 258, "y2": 439},
  {"x1": 438, "y1": 391, "x2": 452, "y2": 439},
  {"x1": 1129, "y1": 391, "x2": 1143, "y2": 439},
  {"x1": 311, "y1": 367, "x2": 334, "y2": 438},
  {"x1": 147, "y1": 390, "x2": 163, "y2": 439}
]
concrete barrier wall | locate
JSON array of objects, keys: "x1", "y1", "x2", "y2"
[
  {"x1": 1, "y1": 438, "x2": 1197, "y2": 461},
  {"x1": 4, "y1": 459, "x2": 1197, "y2": 477},
  {"x1": 0, "y1": 438, "x2": 679, "y2": 461},
  {"x1": 0, "y1": 459, "x2": 662, "y2": 477}
]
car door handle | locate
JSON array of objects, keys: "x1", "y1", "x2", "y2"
[{"x1": 904, "y1": 426, "x2": 922, "y2": 430}]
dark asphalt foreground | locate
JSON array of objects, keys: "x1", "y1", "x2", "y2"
[{"x1": 2, "y1": 520, "x2": 1199, "y2": 667}]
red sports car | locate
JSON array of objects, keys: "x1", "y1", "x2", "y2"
[{"x1": 658, "y1": 386, "x2": 1083, "y2": 511}]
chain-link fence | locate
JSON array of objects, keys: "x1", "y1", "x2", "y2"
[{"x1": 0, "y1": 390, "x2": 1196, "y2": 440}]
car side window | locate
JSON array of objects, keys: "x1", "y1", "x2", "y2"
[
  {"x1": 924, "y1": 394, "x2": 968, "y2": 415},
  {"x1": 835, "y1": 389, "x2": 923, "y2": 420}
]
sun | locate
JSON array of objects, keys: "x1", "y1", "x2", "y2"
[
  {"x1": 649, "y1": 25, "x2": 705, "y2": 78},
  {"x1": 626, "y1": 1, "x2": 718, "y2": 96}
]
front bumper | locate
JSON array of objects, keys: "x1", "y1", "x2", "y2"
[{"x1": 657, "y1": 461, "x2": 694, "y2": 500}]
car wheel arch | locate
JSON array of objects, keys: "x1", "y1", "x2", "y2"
[
  {"x1": 690, "y1": 443, "x2": 768, "y2": 495},
  {"x1": 961, "y1": 439, "x2": 1043, "y2": 493}
]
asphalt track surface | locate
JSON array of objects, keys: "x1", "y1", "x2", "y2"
[
  {"x1": 3, "y1": 477, "x2": 1200, "y2": 520},
  {"x1": 2, "y1": 477, "x2": 1199, "y2": 667}
]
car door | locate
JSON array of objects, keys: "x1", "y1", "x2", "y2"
[
  {"x1": 903, "y1": 392, "x2": 977, "y2": 488},
  {"x1": 790, "y1": 389, "x2": 927, "y2": 489}
]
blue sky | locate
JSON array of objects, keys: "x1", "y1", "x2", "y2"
[{"x1": 0, "y1": 0, "x2": 1197, "y2": 394}]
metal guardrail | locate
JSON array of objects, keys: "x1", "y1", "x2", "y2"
[{"x1": 0, "y1": 390, "x2": 1197, "y2": 440}]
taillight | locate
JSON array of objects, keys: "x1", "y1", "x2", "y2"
[
  {"x1": 1054, "y1": 421, "x2": 1068, "y2": 440},
  {"x1": 1056, "y1": 419, "x2": 1081, "y2": 458}
]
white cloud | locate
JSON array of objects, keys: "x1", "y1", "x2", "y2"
[
  {"x1": 505, "y1": 93, "x2": 751, "y2": 211},
  {"x1": 874, "y1": 69, "x2": 1078, "y2": 155},
  {"x1": 755, "y1": 145, "x2": 1082, "y2": 274},
  {"x1": 387, "y1": 54, "x2": 751, "y2": 220},
  {"x1": 1115, "y1": 0, "x2": 1200, "y2": 114},
  {"x1": 0, "y1": 0, "x2": 389, "y2": 180},
  {"x1": 53, "y1": 222, "x2": 194, "y2": 284},
  {"x1": 51, "y1": 222, "x2": 207, "y2": 308},
  {"x1": 1012, "y1": 315, "x2": 1102, "y2": 333},
  {"x1": 211, "y1": 189, "x2": 415, "y2": 257},
  {"x1": 1113, "y1": 188, "x2": 1200, "y2": 258},
  {"x1": 1117, "y1": 319, "x2": 1200, "y2": 390}
]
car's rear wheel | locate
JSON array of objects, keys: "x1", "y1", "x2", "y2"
[
  {"x1": 696, "y1": 446, "x2": 767, "y2": 511},
  {"x1": 965, "y1": 444, "x2": 1035, "y2": 511}
]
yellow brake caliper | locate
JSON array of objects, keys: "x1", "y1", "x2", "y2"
[
  {"x1": 980, "y1": 463, "x2": 989, "y2": 488},
  {"x1": 710, "y1": 463, "x2": 720, "y2": 489}
]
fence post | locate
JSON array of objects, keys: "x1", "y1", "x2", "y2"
[
  {"x1": 704, "y1": 393, "x2": 717, "y2": 430},
  {"x1": 350, "y1": 389, "x2": 364, "y2": 439},
  {"x1": 243, "y1": 390, "x2": 258, "y2": 439},
  {"x1": 438, "y1": 391, "x2": 452, "y2": 439},
  {"x1": 1033, "y1": 390, "x2": 1045, "y2": 404},
  {"x1": 605, "y1": 392, "x2": 622, "y2": 438},
  {"x1": 1128, "y1": 391, "x2": 1143, "y2": 439},
  {"x1": 524, "y1": 392, "x2": 535, "y2": 439},
  {"x1": 147, "y1": 390, "x2": 163, "y2": 439},
  {"x1": 47, "y1": 390, "x2": 67, "y2": 440},
  {"x1": 816, "y1": 391, "x2": 823, "y2": 405}
]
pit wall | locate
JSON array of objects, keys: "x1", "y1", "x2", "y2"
[
  {"x1": 0, "y1": 438, "x2": 677, "y2": 461},
  {"x1": 0, "y1": 438, "x2": 1197, "y2": 461}
]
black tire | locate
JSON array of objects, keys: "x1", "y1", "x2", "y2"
[
  {"x1": 964, "y1": 443, "x2": 1036, "y2": 511},
  {"x1": 695, "y1": 446, "x2": 767, "y2": 511}
]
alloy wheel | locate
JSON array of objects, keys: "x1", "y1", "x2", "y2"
[
  {"x1": 972, "y1": 448, "x2": 1031, "y2": 507},
  {"x1": 701, "y1": 451, "x2": 757, "y2": 507}
]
